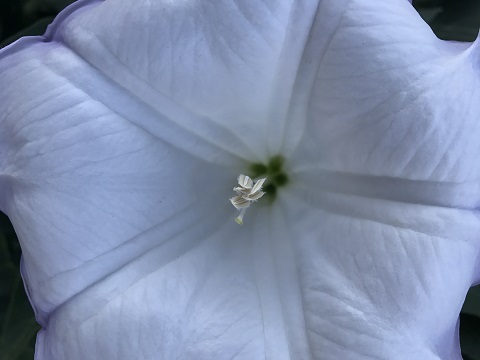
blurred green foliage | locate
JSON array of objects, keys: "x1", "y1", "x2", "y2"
[
  {"x1": 0, "y1": 213, "x2": 39, "y2": 360},
  {"x1": 415, "y1": 0, "x2": 480, "y2": 41},
  {"x1": 0, "y1": 0, "x2": 479, "y2": 359},
  {"x1": 0, "y1": 0, "x2": 75, "y2": 48}
]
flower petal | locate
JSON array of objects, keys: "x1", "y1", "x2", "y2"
[
  {"x1": 293, "y1": 0, "x2": 480, "y2": 188},
  {"x1": 51, "y1": 0, "x2": 332, "y2": 159},
  {"x1": 0, "y1": 37, "x2": 246, "y2": 326},
  {"x1": 282, "y1": 3, "x2": 480, "y2": 357},
  {"x1": 37, "y1": 217, "x2": 276, "y2": 360},
  {"x1": 0, "y1": 0, "x2": 344, "y2": 357},
  {"x1": 0, "y1": 0, "x2": 350, "y2": 322},
  {"x1": 2, "y1": 0, "x2": 477, "y2": 359},
  {"x1": 282, "y1": 186, "x2": 480, "y2": 359}
]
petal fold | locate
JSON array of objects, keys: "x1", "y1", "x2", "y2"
[
  {"x1": 294, "y1": 0, "x2": 480, "y2": 188},
  {"x1": 0, "y1": 41, "x2": 238, "y2": 324},
  {"x1": 282, "y1": 186, "x2": 480, "y2": 359}
]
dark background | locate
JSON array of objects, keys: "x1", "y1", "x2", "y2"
[{"x1": 0, "y1": 0, "x2": 480, "y2": 359}]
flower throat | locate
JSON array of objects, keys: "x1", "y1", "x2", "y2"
[
  {"x1": 248, "y1": 155, "x2": 289, "y2": 201},
  {"x1": 229, "y1": 155, "x2": 289, "y2": 224}
]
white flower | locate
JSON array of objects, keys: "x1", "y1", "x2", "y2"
[{"x1": 0, "y1": 0, "x2": 480, "y2": 359}]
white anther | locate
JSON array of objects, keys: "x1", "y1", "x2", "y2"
[{"x1": 230, "y1": 174, "x2": 267, "y2": 224}]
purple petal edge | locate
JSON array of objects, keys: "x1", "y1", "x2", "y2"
[{"x1": 0, "y1": 0, "x2": 103, "y2": 60}]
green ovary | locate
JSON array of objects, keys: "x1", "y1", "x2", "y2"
[{"x1": 248, "y1": 155, "x2": 289, "y2": 201}]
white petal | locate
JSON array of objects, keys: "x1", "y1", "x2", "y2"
[
  {"x1": 54, "y1": 0, "x2": 327, "y2": 159},
  {"x1": 0, "y1": 38, "x2": 243, "y2": 323},
  {"x1": 281, "y1": 187, "x2": 480, "y2": 359},
  {"x1": 2, "y1": 0, "x2": 478, "y2": 359},
  {"x1": 0, "y1": 0, "x2": 330, "y2": 353},
  {"x1": 37, "y1": 216, "x2": 274, "y2": 359},
  {"x1": 292, "y1": 0, "x2": 480, "y2": 191}
]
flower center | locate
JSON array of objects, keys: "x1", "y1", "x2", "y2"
[
  {"x1": 230, "y1": 175, "x2": 267, "y2": 224},
  {"x1": 229, "y1": 155, "x2": 289, "y2": 224},
  {"x1": 248, "y1": 155, "x2": 289, "y2": 201}
]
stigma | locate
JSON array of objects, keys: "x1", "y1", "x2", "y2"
[{"x1": 230, "y1": 174, "x2": 267, "y2": 224}]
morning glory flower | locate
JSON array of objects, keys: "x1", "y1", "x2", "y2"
[{"x1": 1, "y1": 0, "x2": 480, "y2": 359}]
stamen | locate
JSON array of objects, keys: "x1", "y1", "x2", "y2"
[
  {"x1": 230, "y1": 174, "x2": 267, "y2": 224},
  {"x1": 235, "y1": 208, "x2": 247, "y2": 225}
]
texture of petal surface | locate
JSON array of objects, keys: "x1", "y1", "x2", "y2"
[{"x1": 0, "y1": 0, "x2": 480, "y2": 359}]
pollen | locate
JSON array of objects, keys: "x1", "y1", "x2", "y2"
[{"x1": 230, "y1": 174, "x2": 267, "y2": 224}]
